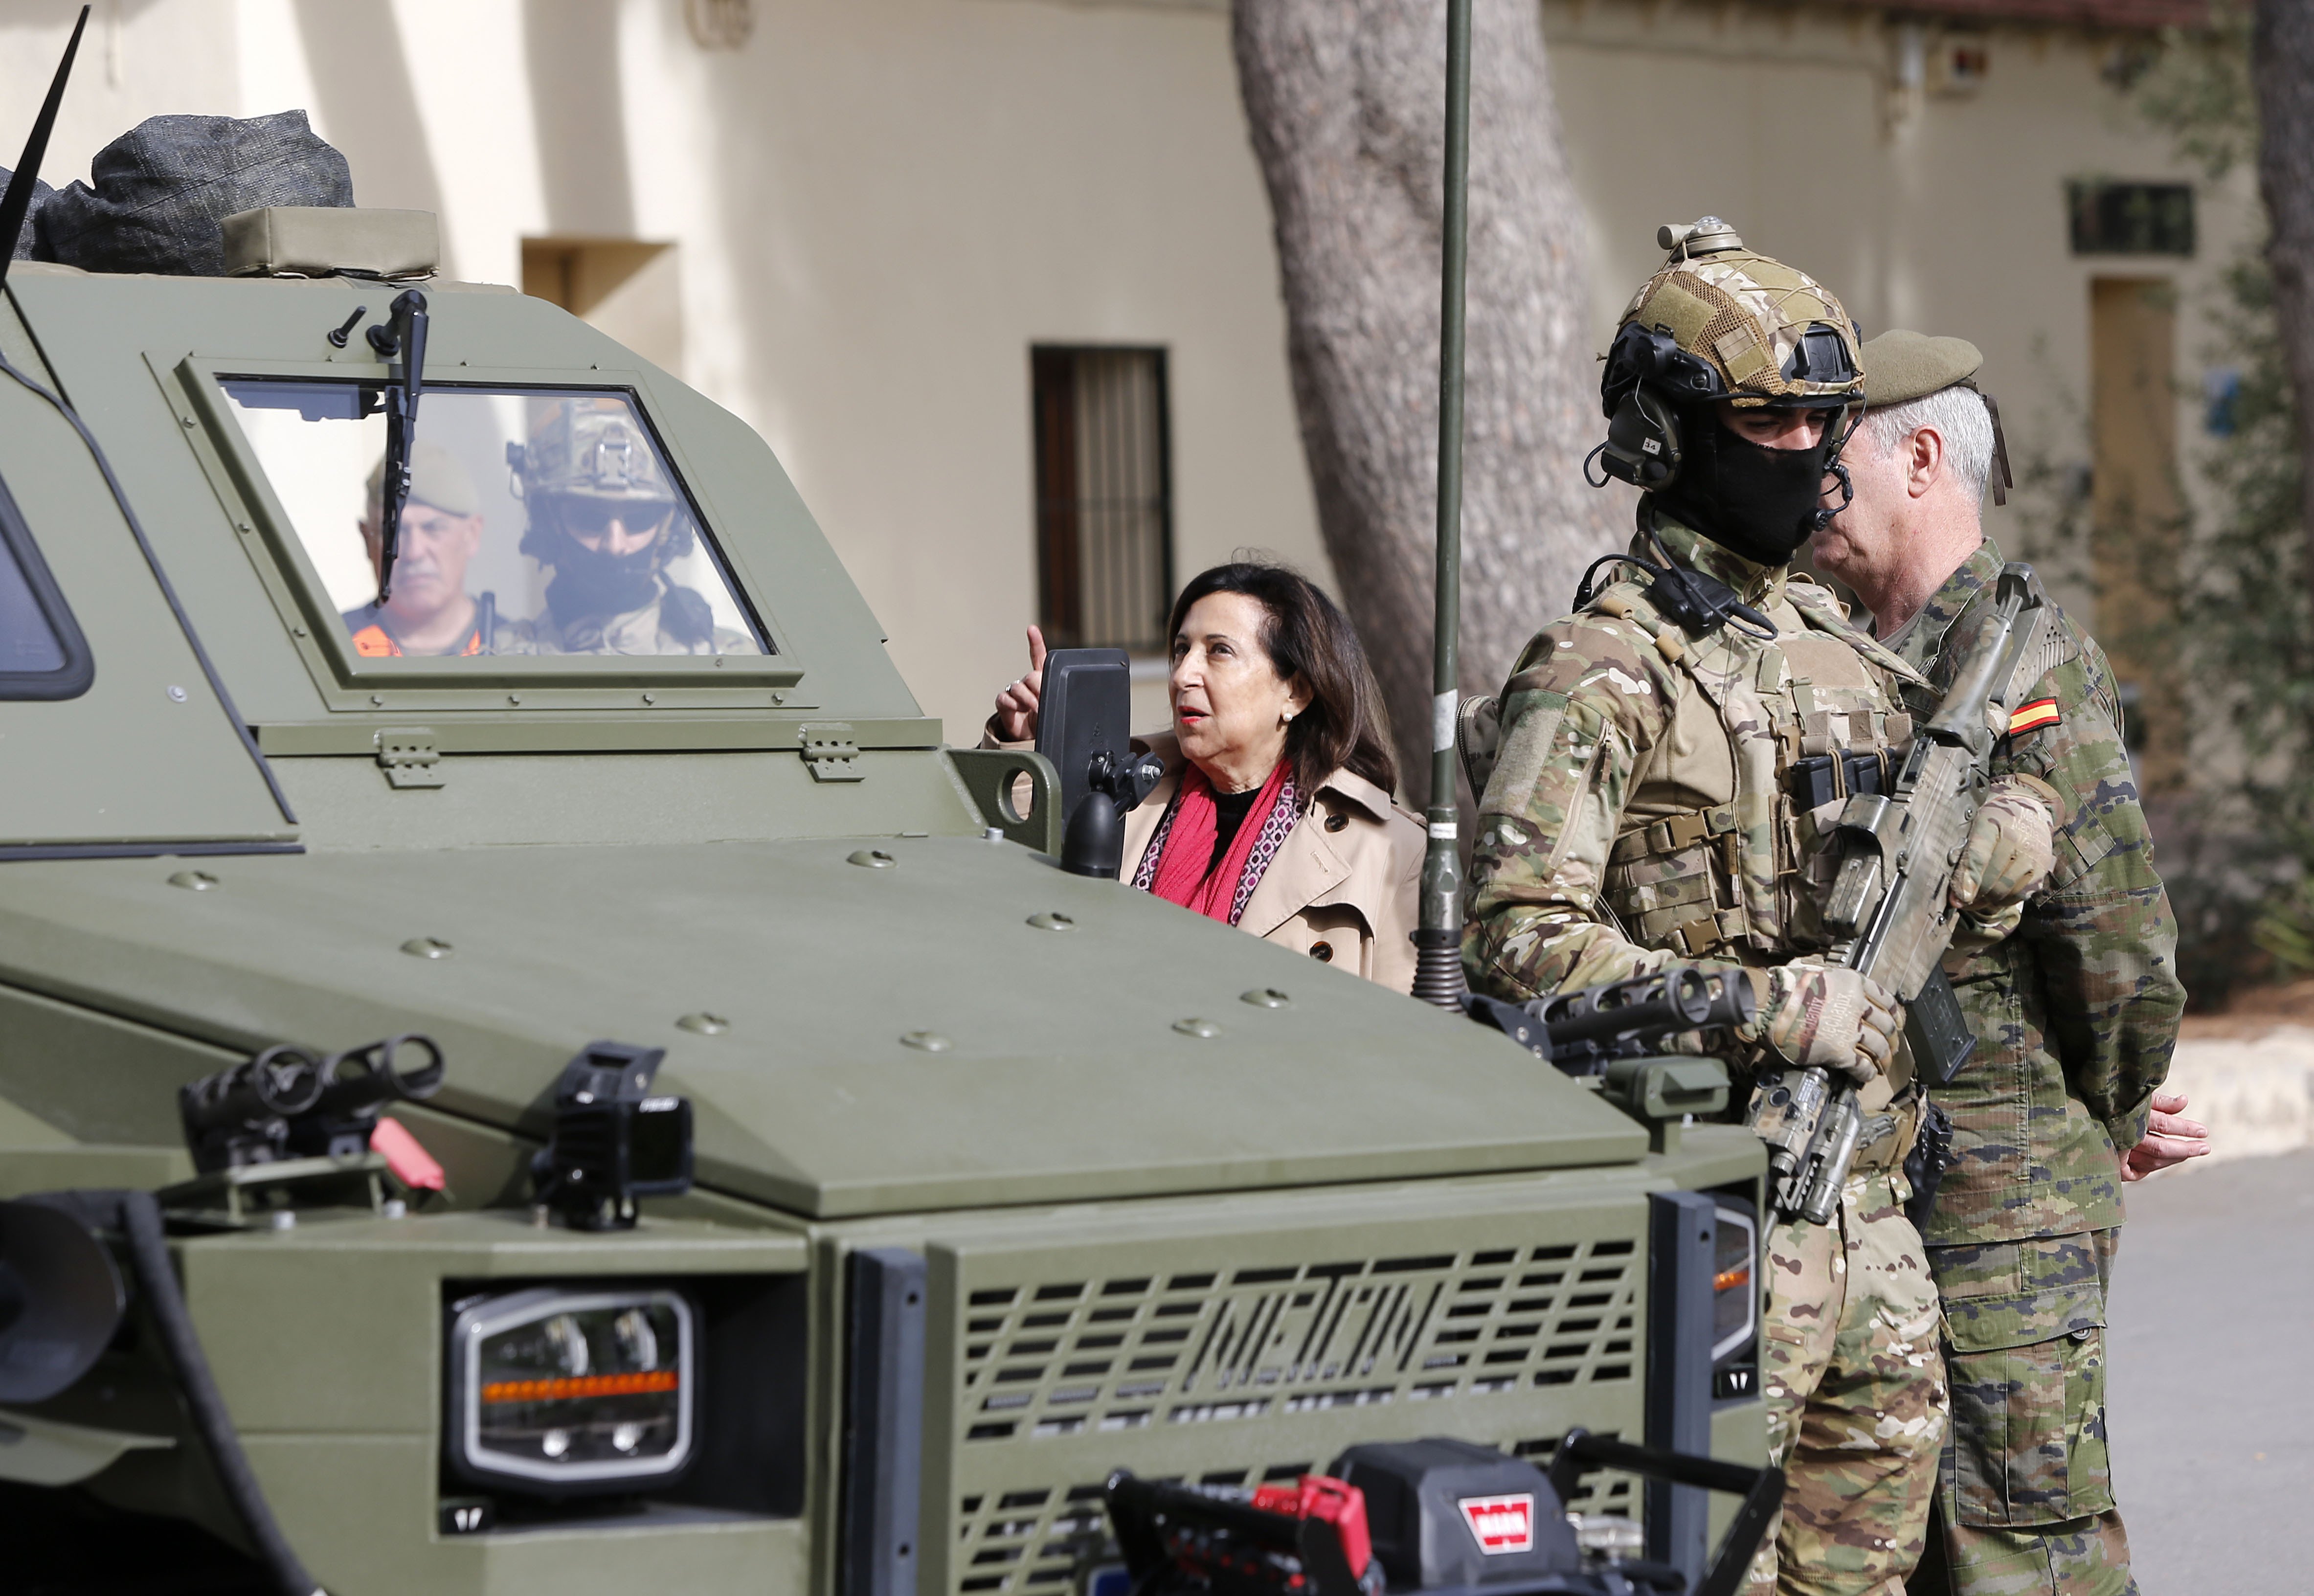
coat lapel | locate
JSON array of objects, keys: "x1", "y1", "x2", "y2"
[{"x1": 1238, "y1": 808, "x2": 1351, "y2": 938}]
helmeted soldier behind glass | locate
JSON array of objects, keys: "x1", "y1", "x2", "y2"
[
  {"x1": 1462, "y1": 219, "x2": 2051, "y2": 1596},
  {"x1": 499, "y1": 398, "x2": 755, "y2": 656}
]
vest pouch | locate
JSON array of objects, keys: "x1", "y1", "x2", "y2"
[
  {"x1": 1606, "y1": 816, "x2": 1741, "y2": 955},
  {"x1": 1775, "y1": 788, "x2": 1843, "y2": 953},
  {"x1": 1786, "y1": 753, "x2": 1840, "y2": 810},
  {"x1": 1775, "y1": 692, "x2": 1895, "y2": 954},
  {"x1": 1843, "y1": 747, "x2": 1887, "y2": 796}
]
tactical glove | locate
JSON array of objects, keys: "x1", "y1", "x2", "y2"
[
  {"x1": 1754, "y1": 961, "x2": 1900, "y2": 1086},
  {"x1": 1950, "y1": 776, "x2": 2059, "y2": 913}
]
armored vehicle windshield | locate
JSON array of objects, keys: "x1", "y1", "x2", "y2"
[{"x1": 219, "y1": 381, "x2": 766, "y2": 658}]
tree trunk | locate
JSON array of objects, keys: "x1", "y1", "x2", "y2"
[
  {"x1": 2254, "y1": 0, "x2": 2314, "y2": 611},
  {"x1": 1233, "y1": 0, "x2": 1626, "y2": 808}
]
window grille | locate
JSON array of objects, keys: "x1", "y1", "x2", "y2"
[
  {"x1": 1030, "y1": 347, "x2": 1172, "y2": 652},
  {"x1": 2067, "y1": 181, "x2": 2194, "y2": 256}
]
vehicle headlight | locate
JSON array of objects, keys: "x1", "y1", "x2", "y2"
[
  {"x1": 1710, "y1": 1202, "x2": 1758, "y2": 1396},
  {"x1": 447, "y1": 1286, "x2": 696, "y2": 1494}
]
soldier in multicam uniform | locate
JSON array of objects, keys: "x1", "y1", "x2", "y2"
[
  {"x1": 500, "y1": 398, "x2": 756, "y2": 655},
  {"x1": 1813, "y1": 332, "x2": 2197, "y2": 1596},
  {"x1": 1462, "y1": 221, "x2": 2056, "y2": 1596}
]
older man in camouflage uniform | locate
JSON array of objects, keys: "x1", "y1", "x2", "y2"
[
  {"x1": 1812, "y1": 332, "x2": 2196, "y2": 1596},
  {"x1": 1463, "y1": 223, "x2": 2053, "y2": 1595}
]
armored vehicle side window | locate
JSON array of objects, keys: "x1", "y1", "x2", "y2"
[
  {"x1": 0, "y1": 476, "x2": 93, "y2": 699},
  {"x1": 218, "y1": 382, "x2": 768, "y2": 658}
]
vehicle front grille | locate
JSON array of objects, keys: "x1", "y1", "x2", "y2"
[
  {"x1": 920, "y1": 1183, "x2": 1652, "y2": 1596},
  {"x1": 957, "y1": 1239, "x2": 1639, "y2": 1442}
]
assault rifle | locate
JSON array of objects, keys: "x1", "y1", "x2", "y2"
[{"x1": 1750, "y1": 563, "x2": 2050, "y2": 1224}]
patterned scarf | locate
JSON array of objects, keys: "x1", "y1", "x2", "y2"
[{"x1": 1133, "y1": 761, "x2": 1299, "y2": 926}]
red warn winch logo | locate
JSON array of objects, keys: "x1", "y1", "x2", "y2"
[{"x1": 1457, "y1": 1493, "x2": 1535, "y2": 1555}]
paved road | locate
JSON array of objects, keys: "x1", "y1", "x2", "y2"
[{"x1": 2106, "y1": 1150, "x2": 2314, "y2": 1594}]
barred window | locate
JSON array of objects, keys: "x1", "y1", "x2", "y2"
[
  {"x1": 1030, "y1": 346, "x2": 1172, "y2": 652},
  {"x1": 2067, "y1": 181, "x2": 2194, "y2": 257}
]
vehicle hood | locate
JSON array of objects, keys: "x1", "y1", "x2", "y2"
[{"x1": 0, "y1": 837, "x2": 1645, "y2": 1217}]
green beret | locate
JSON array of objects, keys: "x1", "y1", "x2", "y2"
[
  {"x1": 365, "y1": 438, "x2": 481, "y2": 517},
  {"x1": 1860, "y1": 330, "x2": 1983, "y2": 408}
]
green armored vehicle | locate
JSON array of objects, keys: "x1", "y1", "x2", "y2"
[{"x1": 0, "y1": 87, "x2": 1769, "y2": 1596}]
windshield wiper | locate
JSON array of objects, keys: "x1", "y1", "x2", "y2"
[{"x1": 365, "y1": 287, "x2": 429, "y2": 604}]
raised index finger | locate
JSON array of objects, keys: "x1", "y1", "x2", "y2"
[{"x1": 1027, "y1": 624, "x2": 1049, "y2": 672}]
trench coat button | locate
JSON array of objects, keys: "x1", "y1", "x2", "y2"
[
  {"x1": 1325, "y1": 811, "x2": 1349, "y2": 832},
  {"x1": 1310, "y1": 942, "x2": 1334, "y2": 963}
]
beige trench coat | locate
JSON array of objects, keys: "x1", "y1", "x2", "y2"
[{"x1": 991, "y1": 723, "x2": 1425, "y2": 992}]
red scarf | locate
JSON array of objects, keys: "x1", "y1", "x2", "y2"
[{"x1": 1147, "y1": 761, "x2": 1293, "y2": 922}]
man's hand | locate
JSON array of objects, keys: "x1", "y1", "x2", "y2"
[
  {"x1": 1760, "y1": 961, "x2": 1902, "y2": 1085},
  {"x1": 1951, "y1": 777, "x2": 2057, "y2": 912},
  {"x1": 2122, "y1": 1087, "x2": 2211, "y2": 1181},
  {"x1": 991, "y1": 625, "x2": 1049, "y2": 743}
]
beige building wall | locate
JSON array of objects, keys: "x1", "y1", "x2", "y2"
[
  {"x1": 1546, "y1": 0, "x2": 2256, "y2": 628},
  {"x1": 0, "y1": 0, "x2": 2254, "y2": 746},
  {"x1": 0, "y1": 0, "x2": 1323, "y2": 746}
]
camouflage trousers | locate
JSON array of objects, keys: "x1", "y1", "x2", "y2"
[
  {"x1": 1747, "y1": 1169, "x2": 1948, "y2": 1596},
  {"x1": 1906, "y1": 1228, "x2": 2134, "y2": 1596}
]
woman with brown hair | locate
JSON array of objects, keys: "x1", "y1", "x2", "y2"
[{"x1": 988, "y1": 562, "x2": 1423, "y2": 991}]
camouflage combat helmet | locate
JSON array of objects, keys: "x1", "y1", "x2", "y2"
[
  {"x1": 509, "y1": 398, "x2": 679, "y2": 507},
  {"x1": 1594, "y1": 217, "x2": 1865, "y2": 493},
  {"x1": 511, "y1": 397, "x2": 696, "y2": 564}
]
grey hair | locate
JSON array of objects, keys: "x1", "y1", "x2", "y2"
[{"x1": 1860, "y1": 385, "x2": 1996, "y2": 501}]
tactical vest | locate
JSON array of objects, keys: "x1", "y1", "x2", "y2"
[
  {"x1": 1462, "y1": 574, "x2": 1922, "y2": 967},
  {"x1": 1464, "y1": 571, "x2": 1928, "y2": 1159}
]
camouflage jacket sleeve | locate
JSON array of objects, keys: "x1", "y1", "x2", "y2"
[
  {"x1": 1461, "y1": 611, "x2": 1689, "y2": 1002},
  {"x1": 1999, "y1": 631, "x2": 2185, "y2": 1152}
]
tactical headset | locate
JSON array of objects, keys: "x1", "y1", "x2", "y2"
[{"x1": 1590, "y1": 322, "x2": 1720, "y2": 490}]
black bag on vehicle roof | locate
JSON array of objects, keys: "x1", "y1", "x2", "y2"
[
  {"x1": 35, "y1": 110, "x2": 351, "y2": 276},
  {"x1": 0, "y1": 166, "x2": 54, "y2": 258}
]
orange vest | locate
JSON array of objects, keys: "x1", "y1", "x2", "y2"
[{"x1": 351, "y1": 623, "x2": 484, "y2": 658}]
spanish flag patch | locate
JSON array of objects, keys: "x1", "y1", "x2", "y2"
[{"x1": 2007, "y1": 697, "x2": 2061, "y2": 735}]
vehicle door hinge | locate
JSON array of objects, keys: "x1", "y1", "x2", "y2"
[
  {"x1": 377, "y1": 728, "x2": 445, "y2": 789},
  {"x1": 801, "y1": 722, "x2": 863, "y2": 783}
]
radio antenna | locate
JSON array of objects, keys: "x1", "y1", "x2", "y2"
[
  {"x1": 1412, "y1": 0, "x2": 1472, "y2": 1010},
  {"x1": 0, "y1": 5, "x2": 90, "y2": 289}
]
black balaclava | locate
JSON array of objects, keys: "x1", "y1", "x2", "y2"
[
  {"x1": 524, "y1": 497, "x2": 674, "y2": 623},
  {"x1": 1649, "y1": 408, "x2": 1845, "y2": 567},
  {"x1": 540, "y1": 527, "x2": 663, "y2": 623}
]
